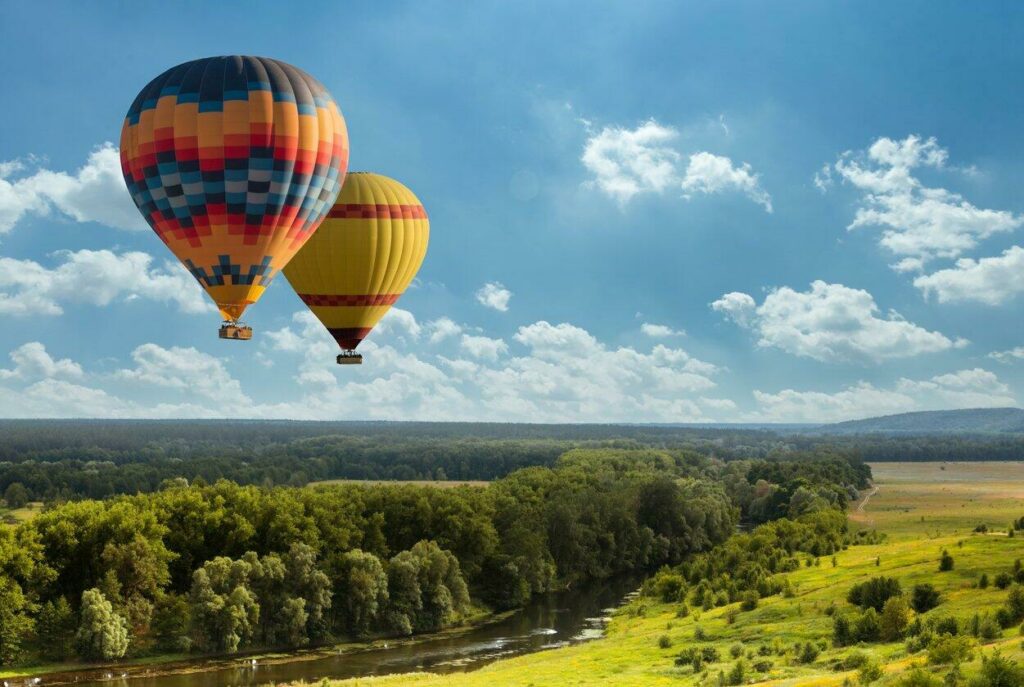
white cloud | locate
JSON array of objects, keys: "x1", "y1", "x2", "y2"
[
  {"x1": 0, "y1": 342, "x2": 83, "y2": 381},
  {"x1": 640, "y1": 323, "x2": 685, "y2": 338},
  {"x1": 754, "y1": 368, "x2": 1015, "y2": 423},
  {"x1": 825, "y1": 135, "x2": 1022, "y2": 266},
  {"x1": 681, "y1": 152, "x2": 772, "y2": 212},
  {"x1": 913, "y1": 245, "x2": 1024, "y2": 305},
  {"x1": 116, "y1": 343, "x2": 250, "y2": 405},
  {"x1": 427, "y1": 317, "x2": 462, "y2": 344},
  {"x1": 712, "y1": 280, "x2": 965, "y2": 363},
  {"x1": 459, "y1": 334, "x2": 508, "y2": 361},
  {"x1": 581, "y1": 119, "x2": 680, "y2": 204},
  {"x1": 0, "y1": 249, "x2": 214, "y2": 316},
  {"x1": 475, "y1": 282, "x2": 512, "y2": 312},
  {"x1": 579, "y1": 119, "x2": 772, "y2": 212},
  {"x1": 371, "y1": 307, "x2": 422, "y2": 340},
  {"x1": 990, "y1": 347, "x2": 1024, "y2": 364},
  {"x1": 0, "y1": 144, "x2": 145, "y2": 234}
]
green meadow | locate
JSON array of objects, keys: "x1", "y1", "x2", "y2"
[{"x1": 326, "y1": 462, "x2": 1024, "y2": 686}]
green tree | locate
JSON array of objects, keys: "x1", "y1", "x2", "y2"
[
  {"x1": 912, "y1": 584, "x2": 941, "y2": 613},
  {"x1": 0, "y1": 576, "x2": 34, "y2": 665},
  {"x1": 331, "y1": 549, "x2": 389, "y2": 637},
  {"x1": 151, "y1": 593, "x2": 191, "y2": 652},
  {"x1": 940, "y1": 550, "x2": 954, "y2": 572},
  {"x1": 969, "y1": 651, "x2": 1024, "y2": 687},
  {"x1": 3, "y1": 482, "x2": 29, "y2": 509},
  {"x1": 897, "y1": 666, "x2": 942, "y2": 687},
  {"x1": 188, "y1": 557, "x2": 259, "y2": 653},
  {"x1": 36, "y1": 597, "x2": 76, "y2": 661},
  {"x1": 881, "y1": 595, "x2": 912, "y2": 641},
  {"x1": 928, "y1": 635, "x2": 974, "y2": 666},
  {"x1": 76, "y1": 588, "x2": 130, "y2": 660}
]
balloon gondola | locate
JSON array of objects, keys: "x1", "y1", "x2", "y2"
[
  {"x1": 284, "y1": 172, "x2": 429, "y2": 364},
  {"x1": 119, "y1": 56, "x2": 349, "y2": 339}
]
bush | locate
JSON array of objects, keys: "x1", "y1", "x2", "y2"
[
  {"x1": 859, "y1": 659, "x2": 883, "y2": 685},
  {"x1": 895, "y1": 665, "x2": 942, "y2": 687},
  {"x1": 694, "y1": 625, "x2": 708, "y2": 641},
  {"x1": 927, "y1": 634, "x2": 973, "y2": 665},
  {"x1": 848, "y1": 577, "x2": 902, "y2": 611},
  {"x1": 727, "y1": 659, "x2": 746, "y2": 686},
  {"x1": 980, "y1": 573, "x2": 990, "y2": 589},
  {"x1": 658, "y1": 634, "x2": 672, "y2": 649},
  {"x1": 740, "y1": 590, "x2": 759, "y2": 611},
  {"x1": 834, "y1": 613, "x2": 854, "y2": 647},
  {"x1": 1006, "y1": 585, "x2": 1024, "y2": 623},
  {"x1": 939, "y1": 550, "x2": 954, "y2": 572},
  {"x1": 798, "y1": 641, "x2": 820, "y2": 664},
  {"x1": 649, "y1": 570, "x2": 687, "y2": 603},
  {"x1": 752, "y1": 659, "x2": 772, "y2": 672},
  {"x1": 912, "y1": 584, "x2": 941, "y2": 613},
  {"x1": 855, "y1": 608, "x2": 881, "y2": 643},
  {"x1": 730, "y1": 642, "x2": 743, "y2": 659},
  {"x1": 970, "y1": 651, "x2": 1024, "y2": 687}
]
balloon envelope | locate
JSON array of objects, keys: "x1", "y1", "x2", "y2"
[
  {"x1": 120, "y1": 56, "x2": 349, "y2": 322},
  {"x1": 283, "y1": 172, "x2": 429, "y2": 351}
]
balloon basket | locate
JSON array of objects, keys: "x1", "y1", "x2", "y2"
[
  {"x1": 219, "y1": 323, "x2": 253, "y2": 341},
  {"x1": 337, "y1": 352, "x2": 363, "y2": 365}
]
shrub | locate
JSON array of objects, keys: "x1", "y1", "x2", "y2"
[
  {"x1": 658, "y1": 634, "x2": 672, "y2": 649},
  {"x1": 939, "y1": 550, "x2": 954, "y2": 572},
  {"x1": 727, "y1": 659, "x2": 746, "y2": 686},
  {"x1": 1006, "y1": 585, "x2": 1024, "y2": 623},
  {"x1": 752, "y1": 659, "x2": 772, "y2": 672},
  {"x1": 970, "y1": 651, "x2": 1024, "y2": 687},
  {"x1": 912, "y1": 584, "x2": 941, "y2": 613},
  {"x1": 855, "y1": 608, "x2": 881, "y2": 643},
  {"x1": 730, "y1": 642, "x2": 743, "y2": 659},
  {"x1": 979, "y1": 573, "x2": 990, "y2": 589},
  {"x1": 848, "y1": 577, "x2": 902, "y2": 611},
  {"x1": 927, "y1": 634, "x2": 973, "y2": 665},
  {"x1": 740, "y1": 590, "x2": 759, "y2": 612},
  {"x1": 841, "y1": 650, "x2": 870, "y2": 669},
  {"x1": 798, "y1": 641, "x2": 820, "y2": 664},
  {"x1": 859, "y1": 659, "x2": 883, "y2": 685},
  {"x1": 694, "y1": 625, "x2": 708, "y2": 641},
  {"x1": 995, "y1": 573, "x2": 1012, "y2": 590},
  {"x1": 649, "y1": 570, "x2": 687, "y2": 603},
  {"x1": 676, "y1": 603, "x2": 689, "y2": 618},
  {"x1": 933, "y1": 617, "x2": 959, "y2": 636},
  {"x1": 834, "y1": 613, "x2": 854, "y2": 647},
  {"x1": 895, "y1": 665, "x2": 942, "y2": 687}
]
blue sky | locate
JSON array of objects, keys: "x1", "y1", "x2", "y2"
[{"x1": 1, "y1": 1, "x2": 1023, "y2": 422}]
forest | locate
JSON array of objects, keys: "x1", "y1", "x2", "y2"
[{"x1": 0, "y1": 442, "x2": 866, "y2": 668}]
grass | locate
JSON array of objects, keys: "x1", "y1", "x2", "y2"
[
  {"x1": 1, "y1": 500, "x2": 43, "y2": 526},
  {"x1": 318, "y1": 462, "x2": 1024, "y2": 686}
]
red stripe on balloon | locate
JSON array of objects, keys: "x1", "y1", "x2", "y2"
[
  {"x1": 299, "y1": 293, "x2": 401, "y2": 307},
  {"x1": 326, "y1": 204, "x2": 427, "y2": 219}
]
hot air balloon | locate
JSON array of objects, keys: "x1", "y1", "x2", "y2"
[
  {"x1": 120, "y1": 56, "x2": 349, "y2": 340},
  {"x1": 283, "y1": 172, "x2": 429, "y2": 364}
]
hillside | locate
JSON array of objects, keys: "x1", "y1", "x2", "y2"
[{"x1": 812, "y1": 408, "x2": 1024, "y2": 435}]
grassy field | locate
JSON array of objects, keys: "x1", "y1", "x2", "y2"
[
  {"x1": 323, "y1": 462, "x2": 1024, "y2": 687},
  {"x1": 1, "y1": 500, "x2": 43, "y2": 526}
]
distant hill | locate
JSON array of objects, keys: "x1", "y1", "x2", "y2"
[{"x1": 811, "y1": 408, "x2": 1024, "y2": 435}]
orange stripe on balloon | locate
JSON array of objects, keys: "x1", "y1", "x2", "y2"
[
  {"x1": 299, "y1": 293, "x2": 401, "y2": 307},
  {"x1": 326, "y1": 204, "x2": 427, "y2": 219}
]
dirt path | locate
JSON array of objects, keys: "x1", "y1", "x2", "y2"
[
  {"x1": 857, "y1": 484, "x2": 879, "y2": 513},
  {"x1": 849, "y1": 484, "x2": 879, "y2": 526}
]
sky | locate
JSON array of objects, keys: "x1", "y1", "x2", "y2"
[{"x1": 1, "y1": 1, "x2": 1023, "y2": 423}]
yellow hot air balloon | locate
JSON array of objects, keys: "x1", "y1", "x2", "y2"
[{"x1": 283, "y1": 172, "x2": 429, "y2": 364}]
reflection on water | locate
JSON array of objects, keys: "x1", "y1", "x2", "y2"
[{"x1": 21, "y1": 577, "x2": 640, "y2": 687}]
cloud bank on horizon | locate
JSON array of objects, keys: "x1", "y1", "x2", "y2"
[{"x1": 0, "y1": 3, "x2": 1022, "y2": 423}]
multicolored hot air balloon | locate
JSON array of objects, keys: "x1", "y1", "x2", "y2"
[
  {"x1": 120, "y1": 56, "x2": 349, "y2": 340},
  {"x1": 283, "y1": 172, "x2": 429, "y2": 364}
]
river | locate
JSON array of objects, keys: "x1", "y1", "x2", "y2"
[{"x1": 19, "y1": 576, "x2": 640, "y2": 687}]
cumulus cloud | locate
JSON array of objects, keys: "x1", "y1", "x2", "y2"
[
  {"x1": 459, "y1": 334, "x2": 508, "y2": 361},
  {"x1": 475, "y1": 282, "x2": 512, "y2": 312},
  {"x1": 0, "y1": 249, "x2": 214, "y2": 317},
  {"x1": 914, "y1": 245, "x2": 1024, "y2": 305},
  {"x1": 427, "y1": 317, "x2": 462, "y2": 343},
  {"x1": 580, "y1": 120, "x2": 772, "y2": 211},
  {"x1": 712, "y1": 280, "x2": 965, "y2": 363},
  {"x1": 116, "y1": 343, "x2": 250, "y2": 405},
  {"x1": 0, "y1": 342, "x2": 83, "y2": 380},
  {"x1": 823, "y1": 135, "x2": 1022, "y2": 267},
  {"x1": 754, "y1": 368, "x2": 1015, "y2": 423},
  {"x1": 640, "y1": 323, "x2": 685, "y2": 338},
  {"x1": 681, "y1": 152, "x2": 772, "y2": 212},
  {"x1": 0, "y1": 144, "x2": 145, "y2": 234},
  {"x1": 990, "y1": 346, "x2": 1024, "y2": 364},
  {"x1": 581, "y1": 119, "x2": 680, "y2": 204}
]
